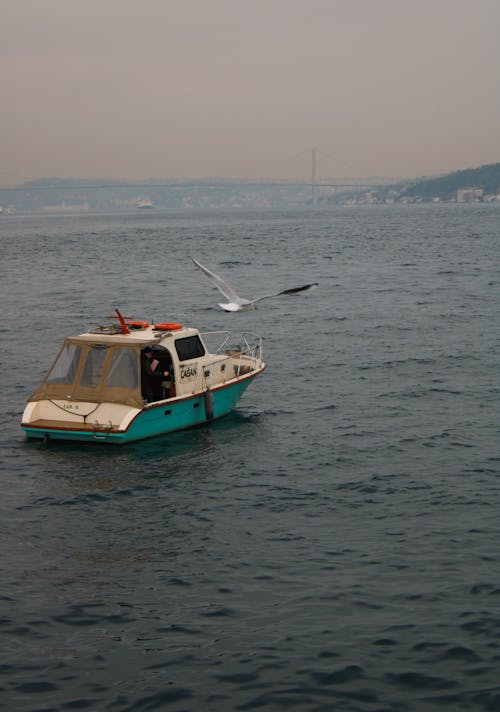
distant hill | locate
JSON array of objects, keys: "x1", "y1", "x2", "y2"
[
  {"x1": 398, "y1": 163, "x2": 500, "y2": 201},
  {"x1": 328, "y1": 162, "x2": 500, "y2": 205},
  {"x1": 0, "y1": 177, "x2": 312, "y2": 211}
]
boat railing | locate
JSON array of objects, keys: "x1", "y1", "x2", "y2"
[
  {"x1": 198, "y1": 331, "x2": 264, "y2": 390},
  {"x1": 201, "y1": 331, "x2": 263, "y2": 359},
  {"x1": 241, "y1": 332, "x2": 264, "y2": 363}
]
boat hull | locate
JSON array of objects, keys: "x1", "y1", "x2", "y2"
[{"x1": 22, "y1": 375, "x2": 258, "y2": 445}]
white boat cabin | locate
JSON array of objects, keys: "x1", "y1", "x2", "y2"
[{"x1": 27, "y1": 321, "x2": 262, "y2": 411}]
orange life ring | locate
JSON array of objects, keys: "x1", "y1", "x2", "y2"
[
  {"x1": 154, "y1": 321, "x2": 183, "y2": 331},
  {"x1": 124, "y1": 319, "x2": 150, "y2": 330}
]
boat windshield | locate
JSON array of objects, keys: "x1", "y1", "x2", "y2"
[
  {"x1": 81, "y1": 345, "x2": 108, "y2": 387},
  {"x1": 31, "y1": 341, "x2": 144, "y2": 408},
  {"x1": 175, "y1": 335, "x2": 205, "y2": 360},
  {"x1": 46, "y1": 343, "x2": 82, "y2": 385},
  {"x1": 105, "y1": 347, "x2": 138, "y2": 388}
]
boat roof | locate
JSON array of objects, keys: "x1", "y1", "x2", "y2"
[{"x1": 68, "y1": 324, "x2": 199, "y2": 346}]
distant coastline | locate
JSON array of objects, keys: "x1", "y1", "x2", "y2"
[
  {"x1": 328, "y1": 162, "x2": 500, "y2": 206},
  {"x1": 1, "y1": 163, "x2": 498, "y2": 212}
]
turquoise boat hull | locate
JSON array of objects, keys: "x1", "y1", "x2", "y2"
[{"x1": 22, "y1": 377, "x2": 256, "y2": 445}]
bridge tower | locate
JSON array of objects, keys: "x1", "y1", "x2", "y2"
[{"x1": 311, "y1": 147, "x2": 318, "y2": 206}]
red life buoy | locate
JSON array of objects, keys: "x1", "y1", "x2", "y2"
[{"x1": 154, "y1": 322, "x2": 183, "y2": 331}]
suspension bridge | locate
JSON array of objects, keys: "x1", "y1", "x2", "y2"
[{"x1": 0, "y1": 149, "x2": 381, "y2": 208}]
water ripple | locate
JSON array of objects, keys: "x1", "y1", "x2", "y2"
[{"x1": 1, "y1": 206, "x2": 499, "y2": 711}]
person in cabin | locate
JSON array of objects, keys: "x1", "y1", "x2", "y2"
[{"x1": 141, "y1": 346, "x2": 171, "y2": 402}]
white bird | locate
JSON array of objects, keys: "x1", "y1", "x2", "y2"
[{"x1": 191, "y1": 256, "x2": 318, "y2": 311}]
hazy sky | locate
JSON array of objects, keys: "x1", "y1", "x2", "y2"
[{"x1": 2, "y1": 0, "x2": 499, "y2": 184}]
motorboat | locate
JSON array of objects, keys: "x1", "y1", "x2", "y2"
[{"x1": 21, "y1": 309, "x2": 265, "y2": 444}]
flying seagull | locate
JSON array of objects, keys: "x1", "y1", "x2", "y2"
[{"x1": 191, "y1": 256, "x2": 318, "y2": 311}]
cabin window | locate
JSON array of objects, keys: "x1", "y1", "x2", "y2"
[
  {"x1": 175, "y1": 335, "x2": 205, "y2": 361},
  {"x1": 80, "y1": 345, "x2": 108, "y2": 388},
  {"x1": 46, "y1": 343, "x2": 82, "y2": 385},
  {"x1": 106, "y1": 348, "x2": 138, "y2": 388}
]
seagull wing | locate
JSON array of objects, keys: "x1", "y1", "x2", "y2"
[
  {"x1": 249, "y1": 282, "x2": 319, "y2": 306},
  {"x1": 190, "y1": 256, "x2": 245, "y2": 305}
]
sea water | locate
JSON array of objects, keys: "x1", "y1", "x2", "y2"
[{"x1": 0, "y1": 205, "x2": 499, "y2": 711}]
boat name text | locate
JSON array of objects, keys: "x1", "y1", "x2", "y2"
[{"x1": 180, "y1": 366, "x2": 197, "y2": 379}]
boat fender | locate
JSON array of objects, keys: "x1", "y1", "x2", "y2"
[
  {"x1": 204, "y1": 389, "x2": 214, "y2": 421},
  {"x1": 154, "y1": 322, "x2": 183, "y2": 331}
]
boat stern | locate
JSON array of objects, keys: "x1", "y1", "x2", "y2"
[{"x1": 21, "y1": 398, "x2": 141, "y2": 443}]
